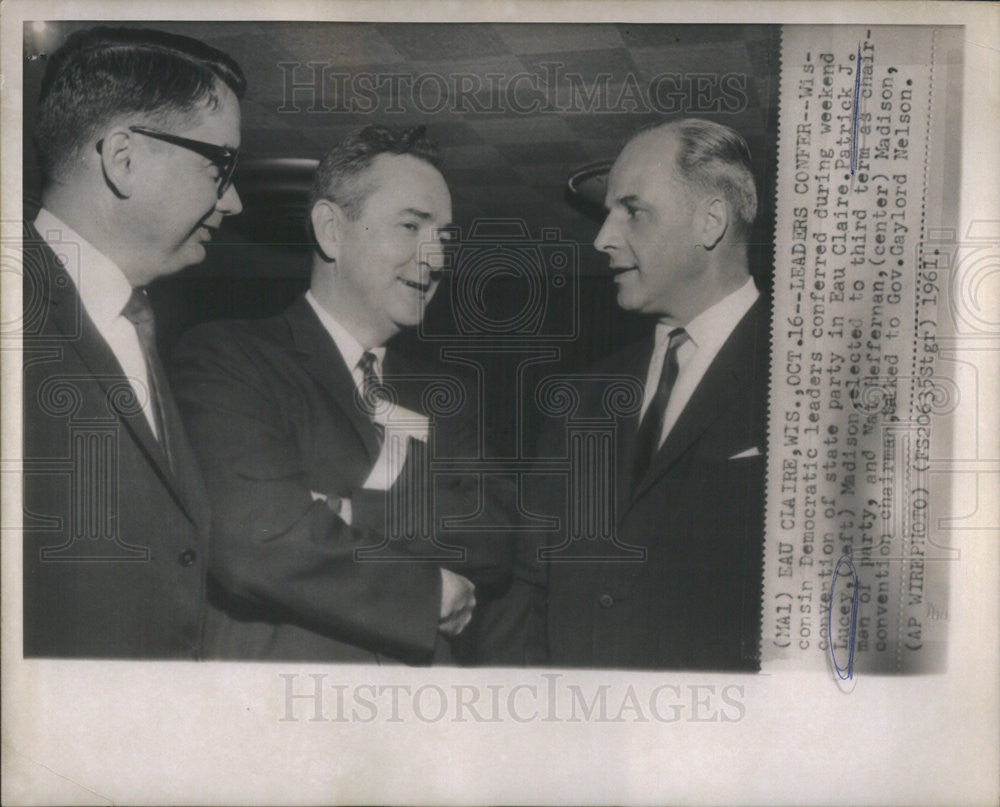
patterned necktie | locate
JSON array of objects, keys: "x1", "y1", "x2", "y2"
[
  {"x1": 632, "y1": 327, "x2": 689, "y2": 489},
  {"x1": 357, "y1": 351, "x2": 385, "y2": 444},
  {"x1": 121, "y1": 288, "x2": 174, "y2": 471}
]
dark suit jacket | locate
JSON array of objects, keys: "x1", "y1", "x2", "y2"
[
  {"x1": 170, "y1": 296, "x2": 514, "y2": 664},
  {"x1": 22, "y1": 221, "x2": 210, "y2": 658},
  {"x1": 540, "y1": 295, "x2": 770, "y2": 670}
]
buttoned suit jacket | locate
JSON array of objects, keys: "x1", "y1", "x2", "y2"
[
  {"x1": 22, "y1": 221, "x2": 210, "y2": 658},
  {"x1": 542, "y1": 294, "x2": 770, "y2": 670},
  {"x1": 170, "y1": 296, "x2": 514, "y2": 664}
]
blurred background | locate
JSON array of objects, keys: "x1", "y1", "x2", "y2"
[{"x1": 22, "y1": 20, "x2": 779, "y2": 454}]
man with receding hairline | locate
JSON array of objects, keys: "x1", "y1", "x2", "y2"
[
  {"x1": 22, "y1": 26, "x2": 245, "y2": 658},
  {"x1": 171, "y1": 125, "x2": 514, "y2": 664},
  {"x1": 541, "y1": 118, "x2": 770, "y2": 670}
]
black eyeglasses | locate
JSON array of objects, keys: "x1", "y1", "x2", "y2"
[{"x1": 128, "y1": 125, "x2": 240, "y2": 199}]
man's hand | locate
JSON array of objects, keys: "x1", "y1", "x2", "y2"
[{"x1": 439, "y1": 568, "x2": 476, "y2": 636}]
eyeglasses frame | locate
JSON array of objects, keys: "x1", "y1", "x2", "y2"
[{"x1": 127, "y1": 125, "x2": 240, "y2": 199}]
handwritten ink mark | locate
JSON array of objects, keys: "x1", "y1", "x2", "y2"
[
  {"x1": 850, "y1": 41, "x2": 862, "y2": 176},
  {"x1": 828, "y1": 553, "x2": 860, "y2": 680}
]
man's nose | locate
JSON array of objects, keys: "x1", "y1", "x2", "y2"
[
  {"x1": 594, "y1": 214, "x2": 618, "y2": 254},
  {"x1": 218, "y1": 183, "x2": 243, "y2": 217},
  {"x1": 424, "y1": 245, "x2": 448, "y2": 271}
]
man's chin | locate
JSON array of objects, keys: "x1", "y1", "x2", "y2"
[
  {"x1": 158, "y1": 242, "x2": 208, "y2": 279},
  {"x1": 615, "y1": 287, "x2": 642, "y2": 312},
  {"x1": 392, "y1": 313, "x2": 425, "y2": 331},
  {"x1": 391, "y1": 302, "x2": 429, "y2": 331},
  {"x1": 186, "y1": 243, "x2": 207, "y2": 267},
  {"x1": 394, "y1": 291, "x2": 435, "y2": 324}
]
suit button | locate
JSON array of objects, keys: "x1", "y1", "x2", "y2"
[
  {"x1": 599, "y1": 594, "x2": 614, "y2": 608},
  {"x1": 178, "y1": 549, "x2": 197, "y2": 567}
]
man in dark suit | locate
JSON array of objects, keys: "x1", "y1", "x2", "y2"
[
  {"x1": 171, "y1": 126, "x2": 513, "y2": 664},
  {"x1": 539, "y1": 118, "x2": 770, "y2": 670},
  {"x1": 22, "y1": 27, "x2": 246, "y2": 657}
]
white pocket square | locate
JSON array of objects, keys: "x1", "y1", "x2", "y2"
[
  {"x1": 373, "y1": 404, "x2": 429, "y2": 443},
  {"x1": 729, "y1": 447, "x2": 762, "y2": 460}
]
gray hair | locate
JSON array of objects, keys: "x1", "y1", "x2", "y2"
[{"x1": 636, "y1": 118, "x2": 758, "y2": 237}]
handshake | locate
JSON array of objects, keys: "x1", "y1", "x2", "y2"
[
  {"x1": 314, "y1": 424, "x2": 477, "y2": 639},
  {"x1": 439, "y1": 568, "x2": 476, "y2": 637}
]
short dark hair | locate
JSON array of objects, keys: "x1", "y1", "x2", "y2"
[
  {"x1": 34, "y1": 26, "x2": 246, "y2": 187},
  {"x1": 308, "y1": 125, "x2": 442, "y2": 220},
  {"x1": 636, "y1": 118, "x2": 757, "y2": 237}
]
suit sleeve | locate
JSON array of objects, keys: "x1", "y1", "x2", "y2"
[
  {"x1": 461, "y1": 424, "x2": 552, "y2": 666},
  {"x1": 170, "y1": 324, "x2": 441, "y2": 664},
  {"x1": 349, "y1": 366, "x2": 518, "y2": 592}
]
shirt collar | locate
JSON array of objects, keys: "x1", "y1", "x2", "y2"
[
  {"x1": 34, "y1": 207, "x2": 135, "y2": 328},
  {"x1": 655, "y1": 276, "x2": 759, "y2": 351},
  {"x1": 305, "y1": 290, "x2": 386, "y2": 373}
]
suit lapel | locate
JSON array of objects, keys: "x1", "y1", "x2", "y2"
[
  {"x1": 26, "y1": 221, "x2": 206, "y2": 528},
  {"x1": 625, "y1": 299, "x2": 765, "y2": 510},
  {"x1": 283, "y1": 297, "x2": 381, "y2": 463}
]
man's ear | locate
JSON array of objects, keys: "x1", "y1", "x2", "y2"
[
  {"x1": 310, "y1": 199, "x2": 346, "y2": 263},
  {"x1": 98, "y1": 129, "x2": 136, "y2": 199},
  {"x1": 698, "y1": 196, "x2": 729, "y2": 251}
]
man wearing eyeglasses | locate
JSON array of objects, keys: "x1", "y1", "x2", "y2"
[{"x1": 22, "y1": 27, "x2": 244, "y2": 658}]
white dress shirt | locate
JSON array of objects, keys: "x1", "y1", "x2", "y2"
[
  {"x1": 641, "y1": 277, "x2": 760, "y2": 449},
  {"x1": 34, "y1": 208, "x2": 159, "y2": 438},
  {"x1": 306, "y1": 290, "x2": 385, "y2": 396}
]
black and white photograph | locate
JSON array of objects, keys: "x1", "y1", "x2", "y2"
[{"x1": 2, "y1": 2, "x2": 997, "y2": 805}]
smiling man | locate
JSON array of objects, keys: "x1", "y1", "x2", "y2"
[
  {"x1": 542, "y1": 118, "x2": 771, "y2": 670},
  {"x1": 22, "y1": 27, "x2": 245, "y2": 657},
  {"x1": 171, "y1": 126, "x2": 514, "y2": 664}
]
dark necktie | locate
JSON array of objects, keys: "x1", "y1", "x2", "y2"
[
  {"x1": 121, "y1": 288, "x2": 175, "y2": 471},
  {"x1": 632, "y1": 327, "x2": 689, "y2": 488},
  {"x1": 357, "y1": 351, "x2": 385, "y2": 445}
]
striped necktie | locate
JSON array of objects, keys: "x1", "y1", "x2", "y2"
[{"x1": 357, "y1": 350, "x2": 385, "y2": 444}]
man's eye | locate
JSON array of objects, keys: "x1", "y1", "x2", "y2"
[
  {"x1": 625, "y1": 206, "x2": 639, "y2": 219},
  {"x1": 402, "y1": 222, "x2": 419, "y2": 232}
]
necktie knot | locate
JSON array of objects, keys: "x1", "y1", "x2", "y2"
[
  {"x1": 358, "y1": 350, "x2": 378, "y2": 377},
  {"x1": 665, "y1": 326, "x2": 689, "y2": 355},
  {"x1": 122, "y1": 288, "x2": 157, "y2": 349}
]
